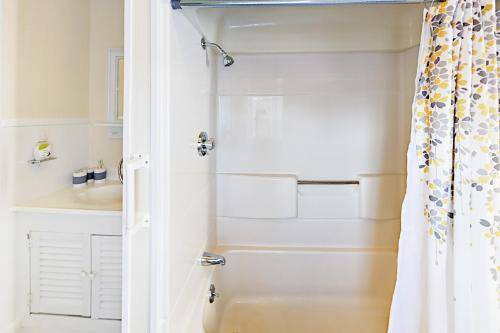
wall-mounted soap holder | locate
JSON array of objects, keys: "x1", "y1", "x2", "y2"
[{"x1": 28, "y1": 157, "x2": 57, "y2": 165}]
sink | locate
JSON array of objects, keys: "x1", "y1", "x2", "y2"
[{"x1": 76, "y1": 183, "x2": 123, "y2": 205}]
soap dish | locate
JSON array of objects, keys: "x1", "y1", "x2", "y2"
[{"x1": 28, "y1": 157, "x2": 57, "y2": 165}]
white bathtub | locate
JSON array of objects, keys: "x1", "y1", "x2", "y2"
[{"x1": 202, "y1": 247, "x2": 397, "y2": 333}]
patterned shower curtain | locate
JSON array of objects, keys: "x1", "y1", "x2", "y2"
[{"x1": 388, "y1": 1, "x2": 499, "y2": 333}]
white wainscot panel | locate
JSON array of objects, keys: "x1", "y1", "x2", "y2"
[
  {"x1": 12, "y1": 123, "x2": 89, "y2": 203},
  {"x1": 359, "y1": 174, "x2": 406, "y2": 220},
  {"x1": 217, "y1": 217, "x2": 400, "y2": 249},
  {"x1": 216, "y1": 173, "x2": 297, "y2": 219},
  {"x1": 298, "y1": 184, "x2": 359, "y2": 219}
]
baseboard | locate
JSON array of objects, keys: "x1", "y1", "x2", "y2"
[
  {"x1": 0, "y1": 321, "x2": 21, "y2": 333},
  {"x1": 21, "y1": 315, "x2": 120, "y2": 333}
]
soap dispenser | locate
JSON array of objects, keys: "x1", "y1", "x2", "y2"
[{"x1": 94, "y1": 160, "x2": 107, "y2": 184}]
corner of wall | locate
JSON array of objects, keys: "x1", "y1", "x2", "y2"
[{"x1": 0, "y1": 0, "x2": 20, "y2": 330}]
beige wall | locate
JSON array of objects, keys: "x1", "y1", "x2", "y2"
[
  {"x1": 16, "y1": 0, "x2": 90, "y2": 119},
  {"x1": 0, "y1": 0, "x2": 19, "y2": 330},
  {"x1": 88, "y1": 0, "x2": 124, "y2": 171},
  {"x1": 14, "y1": 0, "x2": 124, "y2": 173},
  {"x1": 0, "y1": 0, "x2": 17, "y2": 120}
]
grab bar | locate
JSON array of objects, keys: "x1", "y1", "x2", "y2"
[
  {"x1": 298, "y1": 180, "x2": 359, "y2": 185},
  {"x1": 125, "y1": 154, "x2": 150, "y2": 232}
]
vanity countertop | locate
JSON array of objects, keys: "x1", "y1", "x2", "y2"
[{"x1": 14, "y1": 180, "x2": 123, "y2": 216}]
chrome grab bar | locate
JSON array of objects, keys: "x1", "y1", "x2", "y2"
[
  {"x1": 298, "y1": 180, "x2": 359, "y2": 185},
  {"x1": 200, "y1": 252, "x2": 226, "y2": 266}
]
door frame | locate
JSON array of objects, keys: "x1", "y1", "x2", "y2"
[
  {"x1": 122, "y1": 0, "x2": 163, "y2": 332},
  {"x1": 149, "y1": 0, "x2": 168, "y2": 331}
]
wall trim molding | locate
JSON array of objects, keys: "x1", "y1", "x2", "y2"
[
  {"x1": 0, "y1": 118, "x2": 89, "y2": 128},
  {"x1": 20, "y1": 314, "x2": 120, "y2": 333}
]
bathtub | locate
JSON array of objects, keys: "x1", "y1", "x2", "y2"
[{"x1": 202, "y1": 247, "x2": 397, "y2": 333}]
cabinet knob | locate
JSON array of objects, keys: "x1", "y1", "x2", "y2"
[{"x1": 80, "y1": 270, "x2": 97, "y2": 279}]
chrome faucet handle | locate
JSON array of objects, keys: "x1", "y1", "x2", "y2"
[
  {"x1": 200, "y1": 251, "x2": 226, "y2": 266},
  {"x1": 197, "y1": 132, "x2": 215, "y2": 157},
  {"x1": 208, "y1": 284, "x2": 219, "y2": 304}
]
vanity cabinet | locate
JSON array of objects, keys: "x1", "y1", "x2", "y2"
[
  {"x1": 29, "y1": 232, "x2": 122, "y2": 320},
  {"x1": 91, "y1": 235, "x2": 122, "y2": 319}
]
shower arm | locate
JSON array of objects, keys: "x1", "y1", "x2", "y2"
[
  {"x1": 200, "y1": 38, "x2": 235, "y2": 67},
  {"x1": 201, "y1": 38, "x2": 229, "y2": 57}
]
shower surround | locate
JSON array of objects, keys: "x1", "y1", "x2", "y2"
[{"x1": 193, "y1": 49, "x2": 419, "y2": 332}]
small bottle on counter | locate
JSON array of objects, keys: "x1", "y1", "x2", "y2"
[
  {"x1": 94, "y1": 160, "x2": 107, "y2": 184},
  {"x1": 73, "y1": 170, "x2": 87, "y2": 188},
  {"x1": 87, "y1": 168, "x2": 95, "y2": 183}
]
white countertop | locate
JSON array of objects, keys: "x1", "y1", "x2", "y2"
[{"x1": 14, "y1": 180, "x2": 123, "y2": 216}]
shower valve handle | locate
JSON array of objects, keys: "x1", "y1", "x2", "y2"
[
  {"x1": 197, "y1": 132, "x2": 215, "y2": 157},
  {"x1": 208, "y1": 284, "x2": 219, "y2": 304}
]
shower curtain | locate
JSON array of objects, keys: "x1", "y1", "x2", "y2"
[{"x1": 388, "y1": 1, "x2": 499, "y2": 333}]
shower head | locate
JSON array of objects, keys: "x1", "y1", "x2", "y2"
[
  {"x1": 222, "y1": 54, "x2": 234, "y2": 67},
  {"x1": 201, "y1": 37, "x2": 235, "y2": 67}
]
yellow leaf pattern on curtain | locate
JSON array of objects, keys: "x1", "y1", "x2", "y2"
[{"x1": 413, "y1": 0, "x2": 499, "y2": 285}]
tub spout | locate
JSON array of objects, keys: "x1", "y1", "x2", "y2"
[{"x1": 200, "y1": 252, "x2": 226, "y2": 266}]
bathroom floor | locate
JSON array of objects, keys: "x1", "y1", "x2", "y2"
[{"x1": 219, "y1": 297, "x2": 390, "y2": 333}]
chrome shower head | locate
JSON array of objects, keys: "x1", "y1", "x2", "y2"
[
  {"x1": 222, "y1": 54, "x2": 234, "y2": 67},
  {"x1": 201, "y1": 37, "x2": 235, "y2": 67}
]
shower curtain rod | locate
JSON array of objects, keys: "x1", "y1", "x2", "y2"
[{"x1": 172, "y1": 0, "x2": 439, "y2": 9}]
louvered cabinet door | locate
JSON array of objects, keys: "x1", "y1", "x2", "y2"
[
  {"x1": 91, "y1": 235, "x2": 122, "y2": 320},
  {"x1": 30, "y1": 232, "x2": 92, "y2": 316}
]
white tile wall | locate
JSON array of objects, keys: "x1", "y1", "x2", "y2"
[
  {"x1": 217, "y1": 217, "x2": 401, "y2": 249},
  {"x1": 218, "y1": 52, "x2": 400, "y2": 96},
  {"x1": 359, "y1": 174, "x2": 406, "y2": 220},
  {"x1": 210, "y1": 5, "x2": 423, "y2": 53},
  {"x1": 217, "y1": 174, "x2": 297, "y2": 219},
  {"x1": 164, "y1": 11, "x2": 218, "y2": 333},
  {"x1": 298, "y1": 184, "x2": 359, "y2": 219},
  {"x1": 1, "y1": 120, "x2": 89, "y2": 203},
  {"x1": 216, "y1": 50, "x2": 419, "y2": 249},
  {"x1": 217, "y1": 52, "x2": 409, "y2": 179}
]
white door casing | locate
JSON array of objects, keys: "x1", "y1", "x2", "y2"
[{"x1": 122, "y1": 0, "x2": 151, "y2": 332}]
